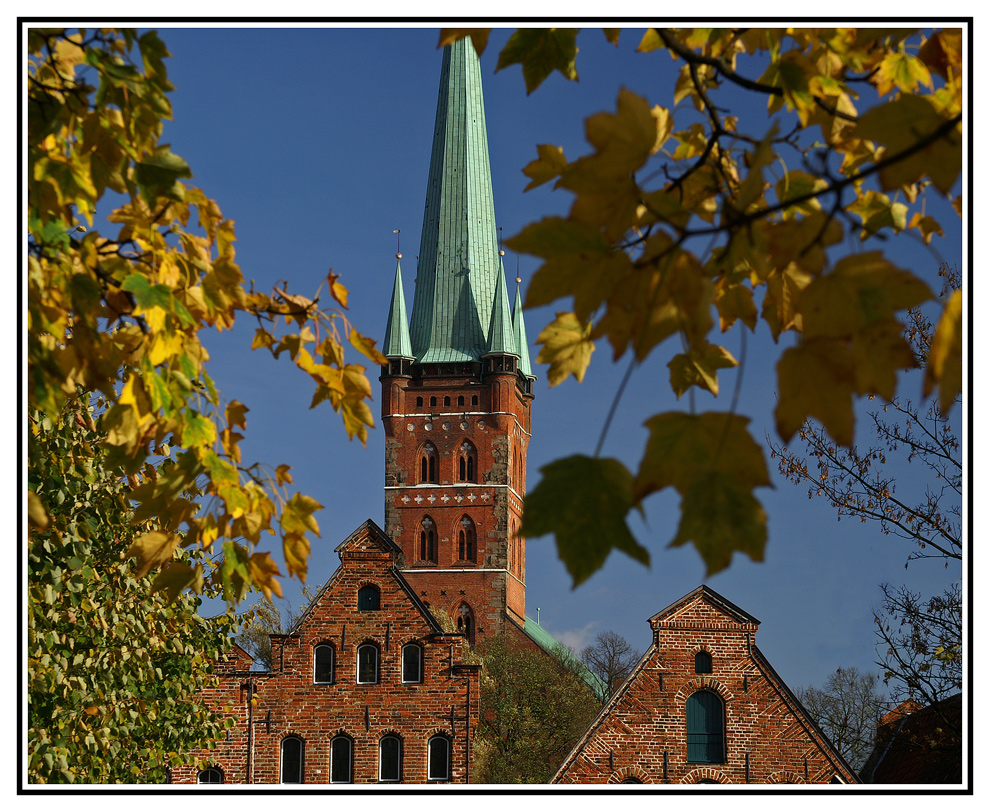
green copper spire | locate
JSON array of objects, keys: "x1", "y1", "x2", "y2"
[
  {"x1": 408, "y1": 38, "x2": 501, "y2": 364},
  {"x1": 485, "y1": 256, "x2": 517, "y2": 357},
  {"x1": 512, "y1": 276, "x2": 534, "y2": 378},
  {"x1": 383, "y1": 259, "x2": 413, "y2": 359}
]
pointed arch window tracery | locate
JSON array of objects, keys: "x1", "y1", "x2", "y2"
[
  {"x1": 419, "y1": 516, "x2": 437, "y2": 563},
  {"x1": 420, "y1": 442, "x2": 438, "y2": 484},
  {"x1": 457, "y1": 515, "x2": 476, "y2": 562},
  {"x1": 458, "y1": 440, "x2": 477, "y2": 483}
]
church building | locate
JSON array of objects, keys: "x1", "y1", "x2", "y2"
[
  {"x1": 174, "y1": 35, "x2": 858, "y2": 787},
  {"x1": 378, "y1": 36, "x2": 537, "y2": 650},
  {"x1": 174, "y1": 37, "x2": 540, "y2": 784}
]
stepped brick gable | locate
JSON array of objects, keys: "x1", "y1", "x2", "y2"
[
  {"x1": 552, "y1": 585, "x2": 860, "y2": 785},
  {"x1": 174, "y1": 520, "x2": 480, "y2": 784}
]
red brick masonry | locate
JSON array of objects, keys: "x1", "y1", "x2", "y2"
[
  {"x1": 552, "y1": 585, "x2": 860, "y2": 785},
  {"x1": 174, "y1": 520, "x2": 480, "y2": 784}
]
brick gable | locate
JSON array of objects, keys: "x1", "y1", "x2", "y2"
[
  {"x1": 173, "y1": 520, "x2": 480, "y2": 784},
  {"x1": 552, "y1": 586, "x2": 859, "y2": 785}
]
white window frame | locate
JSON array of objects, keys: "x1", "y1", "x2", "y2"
[
  {"x1": 357, "y1": 642, "x2": 379, "y2": 685},
  {"x1": 280, "y1": 736, "x2": 304, "y2": 784},
  {"x1": 314, "y1": 643, "x2": 334, "y2": 684},
  {"x1": 427, "y1": 735, "x2": 451, "y2": 782},
  {"x1": 401, "y1": 642, "x2": 423, "y2": 684},
  {"x1": 330, "y1": 735, "x2": 353, "y2": 784}
]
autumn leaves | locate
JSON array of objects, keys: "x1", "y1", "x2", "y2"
[{"x1": 443, "y1": 28, "x2": 964, "y2": 582}]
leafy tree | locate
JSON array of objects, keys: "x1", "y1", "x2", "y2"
[
  {"x1": 438, "y1": 28, "x2": 963, "y2": 584},
  {"x1": 27, "y1": 28, "x2": 385, "y2": 603},
  {"x1": 769, "y1": 266, "x2": 961, "y2": 568},
  {"x1": 27, "y1": 397, "x2": 235, "y2": 783},
  {"x1": 580, "y1": 630, "x2": 638, "y2": 704},
  {"x1": 795, "y1": 667, "x2": 889, "y2": 773},
  {"x1": 875, "y1": 582, "x2": 961, "y2": 733},
  {"x1": 476, "y1": 635, "x2": 599, "y2": 783},
  {"x1": 769, "y1": 270, "x2": 961, "y2": 731},
  {"x1": 235, "y1": 586, "x2": 316, "y2": 670}
]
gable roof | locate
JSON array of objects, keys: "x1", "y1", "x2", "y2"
[
  {"x1": 650, "y1": 583, "x2": 761, "y2": 626},
  {"x1": 552, "y1": 586, "x2": 861, "y2": 784},
  {"x1": 290, "y1": 519, "x2": 446, "y2": 637},
  {"x1": 333, "y1": 518, "x2": 402, "y2": 555}
]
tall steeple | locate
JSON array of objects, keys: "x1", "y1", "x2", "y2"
[
  {"x1": 379, "y1": 37, "x2": 534, "y2": 649},
  {"x1": 408, "y1": 37, "x2": 502, "y2": 364}
]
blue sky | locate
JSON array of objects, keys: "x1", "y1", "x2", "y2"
[{"x1": 150, "y1": 25, "x2": 963, "y2": 692}]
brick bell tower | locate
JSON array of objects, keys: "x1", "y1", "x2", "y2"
[{"x1": 379, "y1": 38, "x2": 535, "y2": 648}]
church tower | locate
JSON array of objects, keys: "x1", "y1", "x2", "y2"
[{"x1": 379, "y1": 38, "x2": 535, "y2": 647}]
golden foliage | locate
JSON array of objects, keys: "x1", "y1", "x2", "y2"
[
  {"x1": 442, "y1": 27, "x2": 963, "y2": 582},
  {"x1": 27, "y1": 29, "x2": 383, "y2": 602}
]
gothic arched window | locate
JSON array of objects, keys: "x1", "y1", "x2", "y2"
[
  {"x1": 419, "y1": 517, "x2": 437, "y2": 562},
  {"x1": 420, "y1": 442, "x2": 438, "y2": 484},
  {"x1": 695, "y1": 650, "x2": 713, "y2": 674},
  {"x1": 458, "y1": 516, "x2": 477, "y2": 562},
  {"x1": 458, "y1": 440, "x2": 477, "y2": 483},
  {"x1": 456, "y1": 603, "x2": 475, "y2": 647}
]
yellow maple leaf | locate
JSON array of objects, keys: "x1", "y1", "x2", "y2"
[
  {"x1": 924, "y1": 289, "x2": 962, "y2": 413},
  {"x1": 775, "y1": 339, "x2": 857, "y2": 446},
  {"x1": 523, "y1": 144, "x2": 567, "y2": 191},
  {"x1": 535, "y1": 312, "x2": 596, "y2": 385}
]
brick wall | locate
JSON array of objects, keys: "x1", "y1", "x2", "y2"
[
  {"x1": 380, "y1": 363, "x2": 532, "y2": 645},
  {"x1": 174, "y1": 521, "x2": 480, "y2": 784},
  {"x1": 552, "y1": 586, "x2": 859, "y2": 785}
]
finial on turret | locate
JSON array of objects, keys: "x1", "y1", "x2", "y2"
[{"x1": 393, "y1": 229, "x2": 402, "y2": 258}]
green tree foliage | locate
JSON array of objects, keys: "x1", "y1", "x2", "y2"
[
  {"x1": 27, "y1": 28, "x2": 385, "y2": 603},
  {"x1": 27, "y1": 397, "x2": 235, "y2": 783},
  {"x1": 439, "y1": 27, "x2": 963, "y2": 584},
  {"x1": 476, "y1": 636, "x2": 599, "y2": 783},
  {"x1": 580, "y1": 630, "x2": 638, "y2": 705},
  {"x1": 235, "y1": 587, "x2": 316, "y2": 670},
  {"x1": 795, "y1": 667, "x2": 889, "y2": 773}
]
